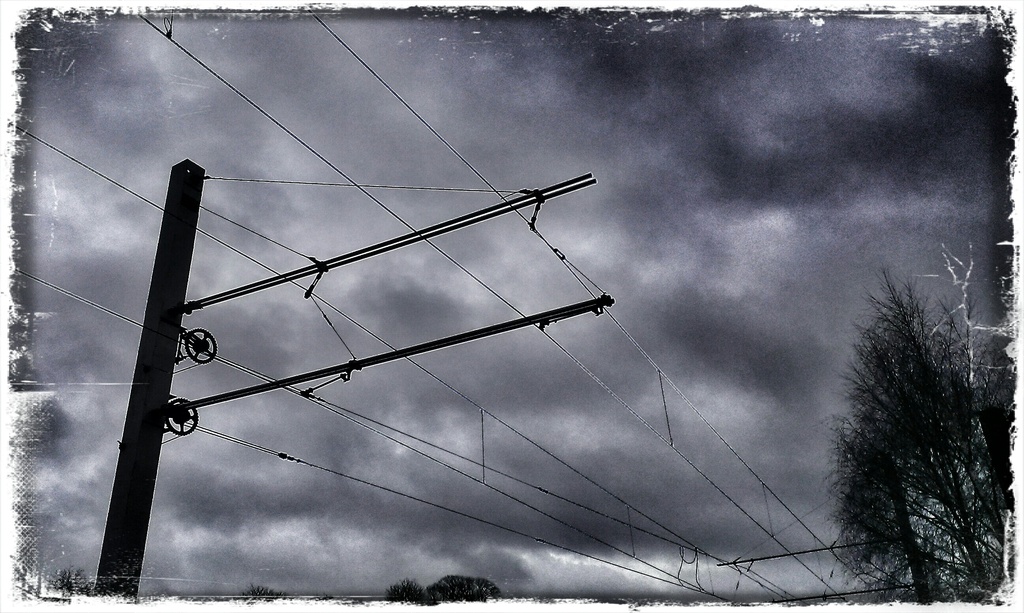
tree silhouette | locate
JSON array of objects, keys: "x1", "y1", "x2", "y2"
[
  {"x1": 425, "y1": 575, "x2": 501, "y2": 602},
  {"x1": 386, "y1": 578, "x2": 425, "y2": 602},
  {"x1": 48, "y1": 567, "x2": 94, "y2": 598},
  {"x1": 241, "y1": 583, "x2": 286, "y2": 599},
  {"x1": 831, "y1": 273, "x2": 1013, "y2": 602}
]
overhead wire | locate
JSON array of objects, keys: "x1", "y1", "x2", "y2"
[
  {"x1": 127, "y1": 23, "x2": 716, "y2": 582},
  {"x1": 195, "y1": 424, "x2": 722, "y2": 595},
  {"x1": 203, "y1": 360, "x2": 719, "y2": 597},
  {"x1": 138, "y1": 17, "x2": 830, "y2": 598},
  {"x1": 307, "y1": 10, "x2": 601, "y2": 301},
  {"x1": 297, "y1": 19, "x2": 834, "y2": 591},
  {"x1": 206, "y1": 175, "x2": 518, "y2": 194},
  {"x1": 279, "y1": 16, "x2": 820, "y2": 597},
  {"x1": 17, "y1": 261, "x2": 729, "y2": 596},
  {"x1": 317, "y1": 15, "x2": 849, "y2": 584},
  {"x1": 18, "y1": 238, "x2": 791, "y2": 600},
  {"x1": 19, "y1": 117, "x2": 716, "y2": 592},
  {"x1": 15, "y1": 126, "x2": 290, "y2": 282},
  {"x1": 18, "y1": 103, "x2": 787, "y2": 606},
  {"x1": 604, "y1": 307, "x2": 857, "y2": 575},
  {"x1": 16, "y1": 126, "x2": 361, "y2": 360},
  {"x1": 139, "y1": 15, "x2": 516, "y2": 316},
  {"x1": 17, "y1": 268, "x2": 707, "y2": 594}
]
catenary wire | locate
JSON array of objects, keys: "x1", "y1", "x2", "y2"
[
  {"x1": 201, "y1": 359, "x2": 718, "y2": 597},
  {"x1": 142, "y1": 19, "x2": 828, "y2": 596},
  {"x1": 123, "y1": 27, "x2": 737, "y2": 590},
  {"x1": 141, "y1": 16, "x2": 533, "y2": 332},
  {"x1": 602, "y1": 307, "x2": 855, "y2": 574},
  {"x1": 300, "y1": 22, "x2": 831, "y2": 590},
  {"x1": 195, "y1": 424, "x2": 723, "y2": 594},
  {"x1": 205, "y1": 357, "x2": 735, "y2": 599},
  {"x1": 17, "y1": 267, "x2": 706, "y2": 594},
  {"x1": 17, "y1": 120, "x2": 709, "y2": 589},
  {"x1": 541, "y1": 328, "x2": 840, "y2": 595},
  {"x1": 206, "y1": 175, "x2": 518, "y2": 194},
  {"x1": 18, "y1": 267, "x2": 790, "y2": 600},
  {"x1": 308, "y1": 12, "x2": 603, "y2": 300},
  {"x1": 20, "y1": 109, "x2": 786, "y2": 599},
  {"x1": 17, "y1": 126, "x2": 361, "y2": 357},
  {"x1": 211, "y1": 351, "x2": 792, "y2": 600},
  {"x1": 15, "y1": 126, "x2": 285, "y2": 279}
]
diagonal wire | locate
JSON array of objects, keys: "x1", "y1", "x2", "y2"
[
  {"x1": 541, "y1": 328, "x2": 840, "y2": 595},
  {"x1": 16, "y1": 126, "x2": 294, "y2": 289},
  {"x1": 142, "y1": 19, "x2": 823, "y2": 596},
  {"x1": 200, "y1": 203, "x2": 310, "y2": 259},
  {"x1": 604, "y1": 306, "x2": 854, "y2": 574},
  {"x1": 17, "y1": 267, "x2": 711, "y2": 595},
  {"x1": 205, "y1": 175, "x2": 518, "y2": 194},
  {"x1": 292, "y1": 25, "x2": 802, "y2": 573},
  {"x1": 17, "y1": 125, "x2": 358, "y2": 354},
  {"x1": 141, "y1": 15, "x2": 524, "y2": 331},
  {"x1": 19, "y1": 267, "x2": 791, "y2": 600},
  {"x1": 212, "y1": 353, "x2": 792, "y2": 600},
  {"x1": 309, "y1": 294, "x2": 356, "y2": 359},
  {"x1": 195, "y1": 424, "x2": 723, "y2": 596},
  {"x1": 307, "y1": 9, "x2": 602, "y2": 302}
]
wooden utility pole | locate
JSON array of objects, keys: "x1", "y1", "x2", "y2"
[{"x1": 95, "y1": 160, "x2": 205, "y2": 599}]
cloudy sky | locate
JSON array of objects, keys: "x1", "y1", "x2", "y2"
[{"x1": 3, "y1": 2, "x2": 1018, "y2": 605}]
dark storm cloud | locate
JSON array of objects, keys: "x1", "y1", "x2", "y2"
[{"x1": 6, "y1": 5, "x2": 1016, "y2": 604}]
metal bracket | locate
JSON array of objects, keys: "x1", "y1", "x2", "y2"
[
  {"x1": 162, "y1": 398, "x2": 198, "y2": 436},
  {"x1": 304, "y1": 257, "x2": 330, "y2": 299},
  {"x1": 178, "y1": 327, "x2": 217, "y2": 364}
]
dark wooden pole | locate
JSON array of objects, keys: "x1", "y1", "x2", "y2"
[{"x1": 95, "y1": 160, "x2": 204, "y2": 598}]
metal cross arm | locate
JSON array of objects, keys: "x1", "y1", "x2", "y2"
[
  {"x1": 178, "y1": 173, "x2": 597, "y2": 313},
  {"x1": 169, "y1": 293, "x2": 614, "y2": 413}
]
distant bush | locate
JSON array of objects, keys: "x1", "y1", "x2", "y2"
[
  {"x1": 241, "y1": 583, "x2": 286, "y2": 599},
  {"x1": 48, "y1": 567, "x2": 94, "y2": 598},
  {"x1": 386, "y1": 578, "x2": 425, "y2": 602},
  {"x1": 425, "y1": 575, "x2": 500, "y2": 602}
]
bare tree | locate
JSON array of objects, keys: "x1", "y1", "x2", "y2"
[
  {"x1": 425, "y1": 575, "x2": 501, "y2": 602},
  {"x1": 386, "y1": 578, "x2": 425, "y2": 602},
  {"x1": 240, "y1": 583, "x2": 286, "y2": 599},
  {"x1": 831, "y1": 273, "x2": 1013, "y2": 602},
  {"x1": 48, "y1": 567, "x2": 94, "y2": 598}
]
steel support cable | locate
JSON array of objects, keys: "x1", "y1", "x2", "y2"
[
  {"x1": 214, "y1": 347, "x2": 789, "y2": 599},
  {"x1": 205, "y1": 176, "x2": 519, "y2": 194},
  {"x1": 141, "y1": 16, "x2": 537, "y2": 322},
  {"x1": 112, "y1": 21, "x2": 806, "y2": 593},
  {"x1": 733, "y1": 497, "x2": 830, "y2": 563},
  {"x1": 772, "y1": 585, "x2": 913, "y2": 603},
  {"x1": 19, "y1": 124, "x2": 793, "y2": 601},
  {"x1": 194, "y1": 425, "x2": 722, "y2": 594},
  {"x1": 542, "y1": 328, "x2": 840, "y2": 596},
  {"x1": 308, "y1": 294, "x2": 357, "y2": 360},
  {"x1": 308, "y1": 10, "x2": 503, "y2": 201},
  {"x1": 133, "y1": 30, "x2": 666, "y2": 552},
  {"x1": 199, "y1": 204, "x2": 309, "y2": 260},
  {"x1": 15, "y1": 269, "x2": 151, "y2": 333}
]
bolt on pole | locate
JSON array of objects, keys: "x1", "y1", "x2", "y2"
[{"x1": 95, "y1": 160, "x2": 205, "y2": 599}]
